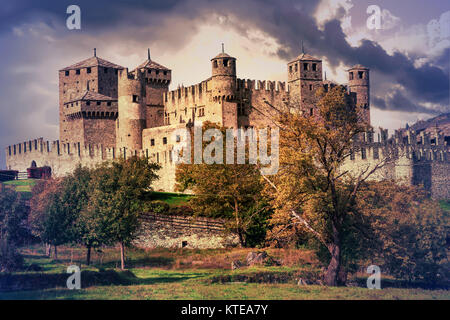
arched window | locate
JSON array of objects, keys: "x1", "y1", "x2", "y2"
[{"x1": 31, "y1": 160, "x2": 37, "y2": 168}]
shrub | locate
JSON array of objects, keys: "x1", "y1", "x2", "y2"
[{"x1": 0, "y1": 240, "x2": 24, "y2": 272}]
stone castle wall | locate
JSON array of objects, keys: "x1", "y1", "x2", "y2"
[{"x1": 133, "y1": 213, "x2": 239, "y2": 249}]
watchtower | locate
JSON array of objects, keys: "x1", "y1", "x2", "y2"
[
  {"x1": 210, "y1": 45, "x2": 237, "y2": 102},
  {"x1": 287, "y1": 53, "x2": 323, "y2": 113},
  {"x1": 348, "y1": 65, "x2": 370, "y2": 125},
  {"x1": 117, "y1": 68, "x2": 147, "y2": 154}
]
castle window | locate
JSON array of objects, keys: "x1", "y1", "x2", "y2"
[
  {"x1": 358, "y1": 71, "x2": 364, "y2": 79},
  {"x1": 350, "y1": 149, "x2": 355, "y2": 160},
  {"x1": 176, "y1": 135, "x2": 181, "y2": 142},
  {"x1": 361, "y1": 147, "x2": 367, "y2": 159},
  {"x1": 65, "y1": 70, "x2": 69, "y2": 76},
  {"x1": 303, "y1": 63, "x2": 308, "y2": 71},
  {"x1": 289, "y1": 65, "x2": 292, "y2": 73},
  {"x1": 373, "y1": 147, "x2": 379, "y2": 159},
  {"x1": 156, "y1": 70, "x2": 159, "y2": 75},
  {"x1": 312, "y1": 63, "x2": 317, "y2": 71},
  {"x1": 87, "y1": 67, "x2": 91, "y2": 74},
  {"x1": 133, "y1": 95, "x2": 139, "y2": 102},
  {"x1": 107, "y1": 101, "x2": 111, "y2": 106},
  {"x1": 294, "y1": 64, "x2": 298, "y2": 72},
  {"x1": 164, "y1": 71, "x2": 167, "y2": 75},
  {"x1": 309, "y1": 84, "x2": 313, "y2": 91},
  {"x1": 198, "y1": 108, "x2": 205, "y2": 117},
  {"x1": 97, "y1": 101, "x2": 101, "y2": 106},
  {"x1": 349, "y1": 72, "x2": 354, "y2": 80},
  {"x1": 104, "y1": 68, "x2": 108, "y2": 74},
  {"x1": 163, "y1": 137, "x2": 167, "y2": 145},
  {"x1": 151, "y1": 139, "x2": 155, "y2": 146},
  {"x1": 223, "y1": 59, "x2": 229, "y2": 67},
  {"x1": 76, "y1": 69, "x2": 80, "y2": 75},
  {"x1": 115, "y1": 69, "x2": 118, "y2": 75},
  {"x1": 310, "y1": 108, "x2": 314, "y2": 116},
  {"x1": 214, "y1": 60, "x2": 218, "y2": 68},
  {"x1": 86, "y1": 101, "x2": 90, "y2": 106}
]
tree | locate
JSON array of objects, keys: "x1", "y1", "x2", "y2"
[
  {"x1": 0, "y1": 187, "x2": 28, "y2": 271},
  {"x1": 176, "y1": 122, "x2": 269, "y2": 247},
  {"x1": 64, "y1": 166, "x2": 98, "y2": 265},
  {"x1": 29, "y1": 178, "x2": 76, "y2": 259},
  {"x1": 357, "y1": 181, "x2": 449, "y2": 285},
  {"x1": 262, "y1": 86, "x2": 394, "y2": 286},
  {"x1": 88, "y1": 157, "x2": 160, "y2": 269}
]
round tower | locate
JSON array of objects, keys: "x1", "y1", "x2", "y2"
[
  {"x1": 210, "y1": 47, "x2": 237, "y2": 102},
  {"x1": 117, "y1": 68, "x2": 146, "y2": 155},
  {"x1": 348, "y1": 65, "x2": 370, "y2": 124}
]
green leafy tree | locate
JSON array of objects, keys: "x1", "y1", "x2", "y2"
[
  {"x1": 89, "y1": 157, "x2": 160, "y2": 269},
  {"x1": 0, "y1": 187, "x2": 28, "y2": 271}
]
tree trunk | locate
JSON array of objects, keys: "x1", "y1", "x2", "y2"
[
  {"x1": 234, "y1": 198, "x2": 246, "y2": 247},
  {"x1": 324, "y1": 221, "x2": 342, "y2": 286},
  {"x1": 54, "y1": 245, "x2": 58, "y2": 260},
  {"x1": 86, "y1": 245, "x2": 91, "y2": 266},
  {"x1": 324, "y1": 243, "x2": 340, "y2": 286},
  {"x1": 45, "y1": 243, "x2": 51, "y2": 256},
  {"x1": 119, "y1": 242, "x2": 125, "y2": 270}
]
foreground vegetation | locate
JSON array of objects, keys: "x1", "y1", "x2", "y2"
[{"x1": 1, "y1": 246, "x2": 448, "y2": 300}]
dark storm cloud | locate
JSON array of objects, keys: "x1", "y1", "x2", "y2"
[
  {"x1": 2, "y1": 0, "x2": 448, "y2": 110},
  {"x1": 372, "y1": 92, "x2": 443, "y2": 115},
  {"x1": 1, "y1": 0, "x2": 449, "y2": 169}
]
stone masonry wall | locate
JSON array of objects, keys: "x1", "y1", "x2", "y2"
[{"x1": 133, "y1": 213, "x2": 240, "y2": 249}]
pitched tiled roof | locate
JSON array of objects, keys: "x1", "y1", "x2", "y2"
[
  {"x1": 60, "y1": 56, "x2": 124, "y2": 71},
  {"x1": 290, "y1": 53, "x2": 321, "y2": 62},
  {"x1": 66, "y1": 91, "x2": 116, "y2": 104},
  {"x1": 134, "y1": 59, "x2": 170, "y2": 71}
]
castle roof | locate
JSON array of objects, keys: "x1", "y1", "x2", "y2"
[
  {"x1": 290, "y1": 53, "x2": 321, "y2": 62},
  {"x1": 134, "y1": 59, "x2": 170, "y2": 71},
  {"x1": 65, "y1": 91, "x2": 116, "y2": 104},
  {"x1": 212, "y1": 52, "x2": 235, "y2": 60},
  {"x1": 348, "y1": 64, "x2": 369, "y2": 70},
  {"x1": 60, "y1": 56, "x2": 124, "y2": 71}
]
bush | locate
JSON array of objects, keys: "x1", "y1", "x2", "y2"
[
  {"x1": 0, "y1": 241, "x2": 24, "y2": 272},
  {"x1": 143, "y1": 200, "x2": 170, "y2": 214}
]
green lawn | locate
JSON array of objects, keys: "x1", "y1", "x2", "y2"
[
  {"x1": 147, "y1": 191, "x2": 192, "y2": 206},
  {"x1": 1, "y1": 246, "x2": 448, "y2": 300},
  {"x1": 2, "y1": 179, "x2": 37, "y2": 193}
]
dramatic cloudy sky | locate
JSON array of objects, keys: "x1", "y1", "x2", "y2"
[{"x1": 0, "y1": 0, "x2": 449, "y2": 168}]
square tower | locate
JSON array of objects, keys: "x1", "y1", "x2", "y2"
[
  {"x1": 287, "y1": 53, "x2": 322, "y2": 113},
  {"x1": 58, "y1": 51, "x2": 124, "y2": 145}
]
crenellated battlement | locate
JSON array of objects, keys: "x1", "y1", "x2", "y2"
[
  {"x1": 349, "y1": 128, "x2": 450, "y2": 163},
  {"x1": 236, "y1": 78, "x2": 289, "y2": 93}
]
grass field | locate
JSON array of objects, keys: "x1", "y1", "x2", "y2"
[
  {"x1": 146, "y1": 191, "x2": 192, "y2": 206},
  {"x1": 2, "y1": 179, "x2": 37, "y2": 193},
  {"x1": 1, "y1": 246, "x2": 448, "y2": 300}
]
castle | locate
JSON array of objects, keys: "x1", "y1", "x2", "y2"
[{"x1": 4, "y1": 47, "x2": 450, "y2": 199}]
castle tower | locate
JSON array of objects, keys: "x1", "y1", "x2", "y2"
[
  {"x1": 210, "y1": 45, "x2": 238, "y2": 127},
  {"x1": 348, "y1": 65, "x2": 370, "y2": 125},
  {"x1": 133, "y1": 49, "x2": 171, "y2": 128},
  {"x1": 210, "y1": 46, "x2": 237, "y2": 102},
  {"x1": 287, "y1": 53, "x2": 323, "y2": 113},
  {"x1": 117, "y1": 68, "x2": 147, "y2": 155},
  {"x1": 58, "y1": 49, "x2": 124, "y2": 145}
]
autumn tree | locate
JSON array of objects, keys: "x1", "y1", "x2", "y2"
[
  {"x1": 175, "y1": 122, "x2": 269, "y2": 247},
  {"x1": 263, "y1": 86, "x2": 394, "y2": 286},
  {"x1": 88, "y1": 157, "x2": 160, "y2": 269},
  {"x1": 357, "y1": 181, "x2": 449, "y2": 285},
  {"x1": 29, "y1": 178, "x2": 77, "y2": 259}
]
